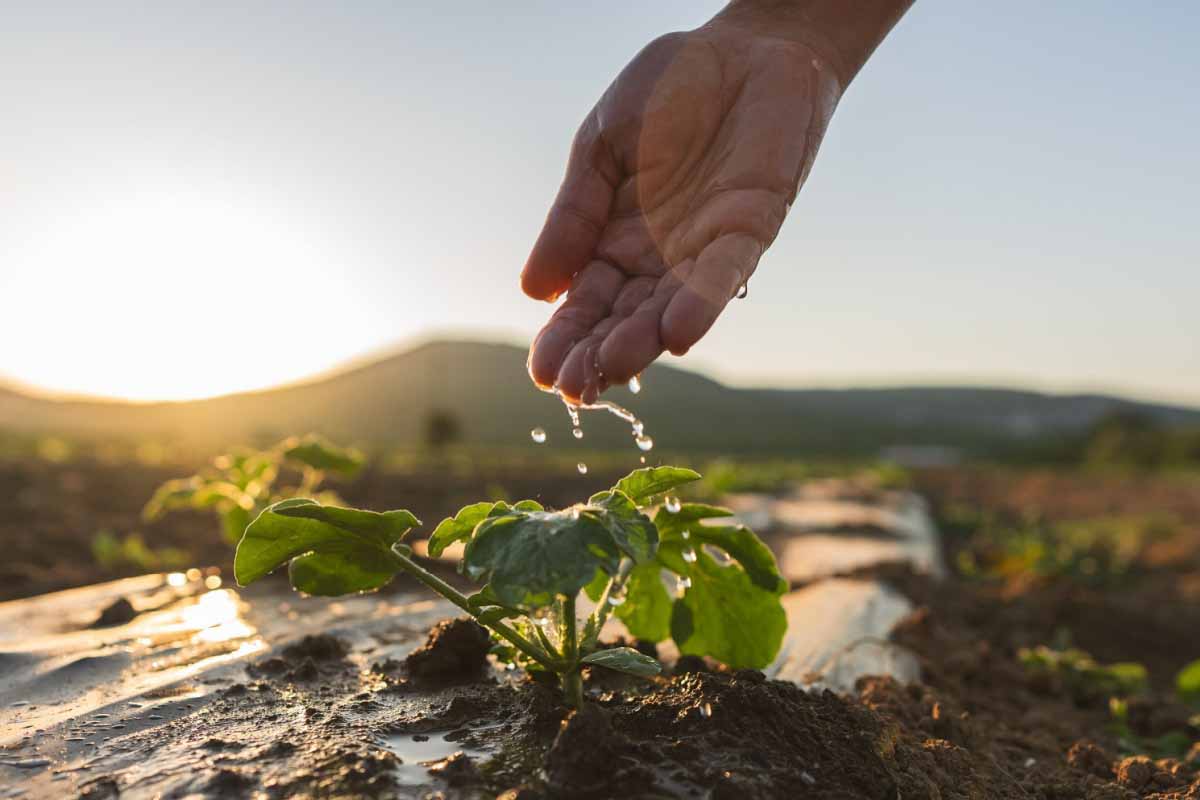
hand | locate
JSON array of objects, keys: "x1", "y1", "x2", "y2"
[{"x1": 521, "y1": 15, "x2": 845, "y2": 405}]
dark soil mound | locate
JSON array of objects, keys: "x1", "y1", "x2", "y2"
[{"x1": 405, "y1": 617, "x2": 491, "y2": 682}]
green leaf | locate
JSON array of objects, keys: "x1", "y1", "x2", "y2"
[
  {"x1": 583, "y1": 568, "x2": 609, "y2": 603},
  {"x1": 142, "y1": 477, "x2": 201, "y2": 520},
  {"x1": 654, "y1": 503, "x2": 737, "y2": 535},
  {"x1": 669, "y1": 549, "x2": 787, "y2": 669},
  {"x1": 476, "y1": 606, "x2": 522, "y2": 625},
  {"x1": 234, "y1": 498, "x2": 418, "y2": 589},
  {"x1": 428, "y1": 500, "x2": 544, "y2": 558},
  {"x1": 612, "y1": 467, "x2": 701, "y2": 505},
  {"x1": 288, "y1": 549, "x2": 396, "y2": 595},
  {"x1": 613, "y1": 562, "x2": 673, "y2": 642},
  {"x1": 429, "y1": 502, "x2": 497, "y2": 558},
  {"x1": 587, "y1": 491, "x2": 658, "y2": 564},
  {"x1": 1175, "y1": 659, "x2": 1200, "y2": 701},
  {"x1": 463, "y1": 508, "x2": 622, "y2": 607},
  {"x1": 282, "y1": 435, "x2": 364, "y2": 476},
  {"x1": 581, "y1": 647, "x2": 662, "y2": 678},
  {"x1": 220, "y1": 505, "x2": 253, "y2": 545},
  {"x1": 656, "y1": 504, "x2": 786, "y2": 594}
]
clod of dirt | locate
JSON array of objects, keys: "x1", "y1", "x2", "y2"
[
  {"x1": 281, "y1": 633, "x2": 349, "y2": 661},
  {"x1": 545, "y1": 704, "x2": 645, "y2": 798},
  {"x1": 90, "y1": 597, "x2": 137, "y2": 628},
  {"x1": 78, "y1": 776, "x2": 120, "y2": 799},
  {"x1": 672, "y1": 654, "x2": 710, "y2": 674},
  {"x1": 428, "y1": 752, "x2": 483, "y2": 786},
  {"x1": 288, "y1": 657, "x2": 320, "y2": 682},
  {"x1": 1067, "y1": 740, "x2": 1114, "y2": 779},
  {"x1": 404, "y1": 617, "x2": 491, "y2": 682}
]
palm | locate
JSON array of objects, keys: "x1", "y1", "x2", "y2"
[{"x1": 523, "y1": 25, "x2": 842, "y2": 404}]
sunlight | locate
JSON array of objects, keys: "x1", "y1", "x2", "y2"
[{"x1": 0, "y1": 182, "x2": 378, "y2": 401}]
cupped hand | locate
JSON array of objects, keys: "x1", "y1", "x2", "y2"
[{"x1": 521, "y1": 18, "x2": 844, "y2": 404}]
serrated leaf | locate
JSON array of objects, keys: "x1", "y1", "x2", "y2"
[
  {"x1": 463, "y1": 508, "x2": 621, "y2": 607},
  {"x1": 282, "y1": 435, "x2": 364, "y2": 476},
  {"x1": 613, "y1": 562, "x2": 673, "y2": 642},
  {"x1": 669, "y1": 549, "x2": 786, "y2": 669},
  {"x1": 611, "y1": 467, "x2": 700, "y2": 505},
  {"x1": 581, "y1": 647, "x2": 662, "y2": 678},
  {"x1": 656, "y1": 503, "x2": 786, "y2": 594},
  {"x1": 234, "y1": 499, "x2": 418, "y2": 589},
  {"x1": 430, "y1": 502, "x2": 499, "y2": 558},
  {"x1": 587, "y1": 491, "x2": 658, "y2": 564}
]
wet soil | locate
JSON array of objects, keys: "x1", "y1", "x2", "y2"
[{"x1": 2, "y1": 462, "x2": 1198, "y2": 798}]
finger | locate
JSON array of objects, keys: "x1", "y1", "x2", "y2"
[
  {"x1": 521, "y1": 112, "x2": 617, "y2": 301},
  {"x1": 596, "y1": 262, "x2": 692, "y2": 384},
  {"x1": 557, "y1": 313, "x2": 621, "y2": 405},
  {"x1": 527, "y1": 261, "x2": 624, "y2": 388},
  {"x1": 660, "y1": 234, "x2": 761, "y2": 356}
]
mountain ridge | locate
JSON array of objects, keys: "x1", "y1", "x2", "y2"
[{"x1": 2, "y1": 339, "x2": 1197, "y2": 456}]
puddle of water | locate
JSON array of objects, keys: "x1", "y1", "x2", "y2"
[{"x1": 383, "y1": 729, "x2": 494, "y2": 786}]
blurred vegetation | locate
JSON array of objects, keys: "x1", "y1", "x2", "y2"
[
  {"x1": 946, "y1": 502, "x2": 1178, "y2": 587},
  {"x1": 91, "y1": 530, "x2": 190, "y2": 572},
  {"x1": 143, "y1": 434, "x2": 364, "y2": 544}
]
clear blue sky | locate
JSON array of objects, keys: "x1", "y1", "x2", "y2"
[{"x1": 1, "y1": 1, "x2": 1197, "y2": 404}]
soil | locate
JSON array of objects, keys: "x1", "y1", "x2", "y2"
[{"x1": 2, "y1": 461, "x2": 1198, "y2": 798}]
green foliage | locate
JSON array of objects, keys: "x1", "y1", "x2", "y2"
[
  {"x1": 1019, "y1": 645, "x2": 1148, "y2": 704},
  {"x1": 952, "y1": 508, "x2": 1176, "y2": 587},
  {"x1": 233, "y1": 465, "x2": 787, "y2": 705},
  {"x1": 91, "y1": 530, "x2": 190, "y2": 572},
  {"x1": 1177, "y1": 659, "x2": 1200, "y2": 704},
  {"x1": 144, "y1": 434, "x2": 364, "y2": 544}
]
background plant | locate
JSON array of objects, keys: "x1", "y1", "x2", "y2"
[
  {"x1": 144, "y1": 434, "x2": 364, "y2": 544},
  {"x1": 233, "y1": 466, "x2": 787, "y2": 706}
]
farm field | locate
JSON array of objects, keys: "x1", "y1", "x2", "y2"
[{"x1": 2, "y1": 451, "x2": 1198, "y2": 797}]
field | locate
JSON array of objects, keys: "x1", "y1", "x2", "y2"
[{"x1": 1, "y1": 445, "x2": 1198, "y2": 797}]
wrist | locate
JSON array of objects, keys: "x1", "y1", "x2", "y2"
[{"x1": 710, "y1": 0, "x2": 913, "y2": 88}]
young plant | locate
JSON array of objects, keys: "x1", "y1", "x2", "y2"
[
  {"x1": 233, "y1": 466, "x2": 788, "y2": 706},
  {"x1": 144, "y1": 435, "x2": 364, "y2": 544}
]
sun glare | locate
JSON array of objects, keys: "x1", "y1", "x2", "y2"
[{"x1": 1, "y1": 183, "x2": 378, "y2": 402}]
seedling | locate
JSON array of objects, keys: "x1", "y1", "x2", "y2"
[
  {"x1": 233, "y1": 466, "x2": 787, "y2": 706},
  {"x1": 144, "y1": 435, "x2": 364, "y2": 544}
]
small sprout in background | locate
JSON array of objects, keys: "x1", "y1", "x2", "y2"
[
  {"x1": 143, "y1": 434, "x2": 364, "y2": 544},
  {"x1": 1019, "y1": 645, "x2": 1148, "y2": 706},
  {"x1": 233, "y1": 466, "x2": 788, "y2": 707}
]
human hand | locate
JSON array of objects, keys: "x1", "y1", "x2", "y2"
[{"x1": 521, "y1": 12, "x2": 846, "y2": 404}]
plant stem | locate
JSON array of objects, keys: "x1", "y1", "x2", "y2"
[
  {"x1": 387, "y1": 547, "x2": 558, "y2": 671},
  {"x1": 560, "y1": 594, "x2": 583, "y2": 708},
  {"x1": 584, "y1": 558, "x2": 634, "y2": 653}
]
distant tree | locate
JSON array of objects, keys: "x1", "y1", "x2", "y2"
[{"x1": 425, "y1": 409, "x2": 461, "y2": 450}]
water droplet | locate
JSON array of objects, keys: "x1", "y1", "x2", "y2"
[
  {"x1": 639, "y1": 456, "x2": 646, "y2": 464},
  {"x1": 681, "y1": 530, "x2": 690, "y2": 540},
  {"x1": 665, "y1": 496, "x2": 681, "y2": 514},
  {"x1": 627, "y1": 375, "x2": 641, "y2": 394},
  {"x1": 576, "y1": 462, "x2": 588, "y2": 475},
  {"x1": 735, "y1": 283, "x2": 748, "y2": 299},
  {"x1": 635, "y1": 435, "x2": 654, "y2": 452},
  {"x1": 607, "y1": 593, "x2": 626, "y2": 607},
  {"x1": 674, "y1": 575, "x2": 692, "y2": 596},
  {"x1": 530, "y1": 427, "x2": 547, "y2": 444},
  {"x1": 565, "y1": 404, "x2": 581, "y2": 428},
  {"x1": 535, "y1": 616, "x2": 552, "y2": 628},
  {"x1": 572, "y1": 427, "x2": 583, "y2": 440},
  {"x1": 682, "y1": 548, "x2": 697, "y2": 564},
  {"x1": 632, "y1": 421, "x2": 644, "y2": 437},
  {"x1": 699, "y1": 702, "x2": 712, "y2": 719}
]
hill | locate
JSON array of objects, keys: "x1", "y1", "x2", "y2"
[{"x1": 2, "y1": 340, "x2": 1198, "y2": 457}]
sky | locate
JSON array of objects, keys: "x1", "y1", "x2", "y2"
[{"x1": 1, "y1": 1, "x2": 1197, "y2": 404}]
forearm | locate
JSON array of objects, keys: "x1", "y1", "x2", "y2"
[{"x1": 711, "y1": 0, "x2": 914, "y2": 88}]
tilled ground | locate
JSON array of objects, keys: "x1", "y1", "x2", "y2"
[{"x1": 1, "y1": 461, "x2": 1198, "y2": 798}]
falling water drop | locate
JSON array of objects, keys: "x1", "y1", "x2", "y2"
[
  {"x1": 682, "y1": 548, "x2": 698, "y2": 564},
  {"x1": 566, "y1": 404, "x2": 581, "y2": 428},
  {"x1": 577, "y1": 462, "x2": 588, "y2": 475},
  {"x1": 699, "y1": 702, "x2": 713, "y2": 719},
  {"x1": 665, "y1": 496, "x2": 681, "y2": 514},
  {"x1": 530, "y1": 427, "x2": 547, "y2": 444},
  {"x1": 635, "y1": 435, "x2": 654, "y2": 452},
  {"x1": 639, "y1": 456, "x2": 646, "y2": 464},
  {"x1": 681, "y1": 530, "x2": 691, "y2": 541},
  {"x1": 572, "y1": 427, "x2": 583, "y2": 440},
  {"x1": 627, "y1": 375, "x2": 642, "y2": 394},
  {"x1": 735, "y1": 283, "x2": 748, "y2": 299}
]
